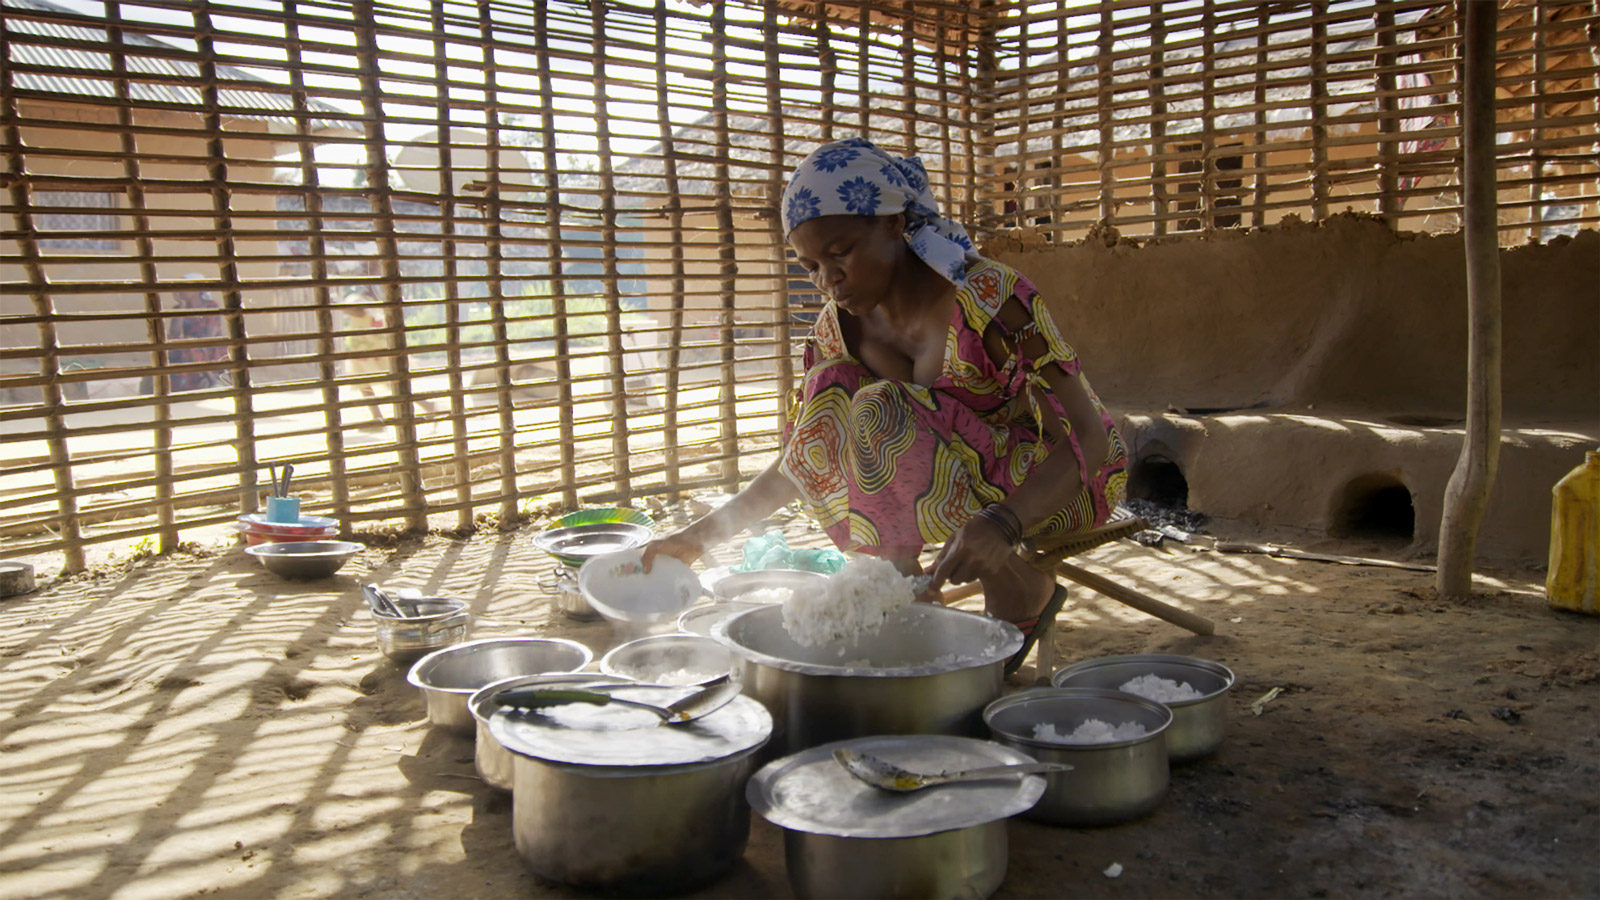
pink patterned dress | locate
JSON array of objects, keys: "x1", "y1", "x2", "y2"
[{"x1": 778, "y1": 258, "x2": 1127, "y2": 559}]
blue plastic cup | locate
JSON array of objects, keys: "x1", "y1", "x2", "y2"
[{"x1": 265, "y1": 495, "x2": 301, "y2": 524}]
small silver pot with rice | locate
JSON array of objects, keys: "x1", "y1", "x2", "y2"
[
  {"x1": 469, "y1": 672, "x2": 630, "y2": 792},
  {"x1": 985, "y1": 687, "x2": 1172, "y2": 826},
  {"x1": 407, "y1": 637, "x2": 593, "y2": 736},
  {"x1": 714, "y1": 603, "x2": 1022, "y2": 756},
  {"x1": 1051, "y1": 653, "x2": 1235, "y2": 762},
  {"x1": 488, "y1": 684, "x2": 772, "y2": 894},
  {"x1": 747, "y1": 735, "x2": 1045, "y2": 900}
]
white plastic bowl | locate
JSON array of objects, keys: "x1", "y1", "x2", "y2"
[{"x1": 578, "y1": 548, "x2": 704, "y2": 626}]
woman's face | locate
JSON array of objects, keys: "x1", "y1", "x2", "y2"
[{"x1": 789, "y1": 214, "x2": 905, "y2": 316}]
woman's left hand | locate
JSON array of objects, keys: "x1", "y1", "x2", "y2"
[{"x1": 926, "y1": 514, "x2": 1015, "y2": 591}]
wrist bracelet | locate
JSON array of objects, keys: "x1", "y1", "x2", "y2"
[{"x1": 976, "y1": 502, "x2": 1023, "y2": 550}]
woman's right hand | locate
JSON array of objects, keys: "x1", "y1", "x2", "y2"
[{"x1": 640, "y1": 528, "x2": 707, "y2": 573}]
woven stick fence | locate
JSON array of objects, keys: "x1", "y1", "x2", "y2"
[{"x1": 1, "y1": 0, "x2": 1595, "y2": 572}]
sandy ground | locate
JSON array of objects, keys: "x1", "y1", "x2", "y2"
[{"x1": 1, "y1": 514, "x2": 1596, "y2": 900}]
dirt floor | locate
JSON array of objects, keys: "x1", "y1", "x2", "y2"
[{"x1": 1, "y1": 511, "x2": 1596, "y2": 900}]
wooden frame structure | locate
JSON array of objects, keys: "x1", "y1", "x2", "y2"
[{"x1": 2, "y1": 0, "x2": 1596, "y2": 571}]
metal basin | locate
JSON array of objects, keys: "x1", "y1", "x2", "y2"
[
  {"x1": 407, "y1": 637, "x2": 593, "y2": 736},
  {"x1": 985, "y1": 687, "x2": 1172, "y2": 826},
  {"x1": 469, "y1": 672, "x2": 629, "y2": 792},
  {"x1": 246, "y1": 540, "x2": 362, "y2": 580},
  {"x1": 600, "y1": 633, "x2": 732, "y2": 686},
  {"x1": 373, "y1": 597, "x2": 471, "y2": 667},
  {"x1": 1051, "y1": 654, "x2": 1235, "y2": 762},
  {"x1": 714, "y1": 604, "x2": 1022, "y2": 756},
  {"x1": 710, "y1": 568, "x2": 828, "y2": 603}
]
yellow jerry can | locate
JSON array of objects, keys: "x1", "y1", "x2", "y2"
[{"x1": 1547, "y1": 449, "x2": 1600, "y2": 614}]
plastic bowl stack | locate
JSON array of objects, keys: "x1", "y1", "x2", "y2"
[{"x1": 236, "y1": 512, "x2": 338, "y2": 546}]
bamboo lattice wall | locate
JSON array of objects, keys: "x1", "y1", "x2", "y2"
[{"x1": 1, "y1": 0, "x2": 1596, "y2": 571}]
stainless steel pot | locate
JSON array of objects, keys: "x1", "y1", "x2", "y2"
[
  {"x1": 537, "y1": 564, "x2": 596, "y2": 621},
  {"x1": 748, "y1": 735, "x2": 1044, "y2": 900},
  {"x1": 407, "y1": 637, "x2": 593, "y2": 736},
  {"x1": 1051, "y1": 653, "x2": 1235, "y2": 763},
  {"x1": 713, "y1": 604, "x2": 1022, "y2": 755},
  {"x1": 373, "y1": 597, "x2": 471, "y2": 666},
  {"x1": 489, "y1": 687, "x2": 772, "y2": 893},
  {"x1": 785, "y1": 822, "x2": 1008, "y2": 900},
  {"x1": 985, "y1": 687, "x2": 1172, "y2": 826},
  {"x1": 469, "y1": 672, "x2": 629, "y2": 792}
]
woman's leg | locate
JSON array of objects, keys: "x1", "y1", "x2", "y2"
[{"x1": 979, "y1": 555, "x2": 1055, "y2": 623}]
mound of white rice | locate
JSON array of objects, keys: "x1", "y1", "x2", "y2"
[
  {"x1": 737, "y1": 587, "x2": 793, "y2": 605},
  {"x1": 1033, "y1": 719, "x2": 1150, "y2": 744},
  {"x1": 782, "y1": 557, "x2": 914, "y2": 647},
  {"x1": 1119, "y1": 673, "x2": 1204, "y2": 703}
]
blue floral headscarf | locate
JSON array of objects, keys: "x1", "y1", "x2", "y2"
[{"x1": 781, "y1": 137, "x2": 979, "y2": 285}]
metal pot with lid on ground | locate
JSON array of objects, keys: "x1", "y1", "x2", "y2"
[
  {"x1": 747, "y1": 734, "x2": 1046, "y2": 899},
  {"x1": 488, "y1": 682, "x2": 772, "y2": 894}
]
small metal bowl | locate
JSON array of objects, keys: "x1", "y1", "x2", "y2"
[
  {"x1": 246, "y1": 540, "x2": 362, "y2": 580},
  {"x1": 374, "y1": 597, "x2": 471, "y2": 666},
  {"x1": 407, "y1": 637, "x2": 593, "y2": 736},
  {"x1": 985, "y1": 687, "x2": 1173, "y2": 826},
  {"x1": 1051, "y1": 653, "x2": 1236, "y2": 763},
  {"x1": 709, "y1": 568, "x2": 827, "y2": 603},
  {"x1": 469, "y1": 672, "x2": 630, "y2": 792},
  {"x1": 599, "y1": 633, "x2": 732, "y2": 686},
  {"x1": 677, "y1": 601, "x2": 766, "y2": 637}
]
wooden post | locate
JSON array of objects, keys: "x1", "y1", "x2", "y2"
[
  {"x1": 656, "y1": 0, "x2": 687, "y2": 498},
  {"x1": 1437, "y1": 1, "x2": 1502, "y2": 599}
]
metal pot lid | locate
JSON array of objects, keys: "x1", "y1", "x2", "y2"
[
  {"x1": 487, "y1": 684, "x2": 771, "y2": 768},
  {"x1": 747, "y1": 735, "x2": 1045, "y2": 839}
]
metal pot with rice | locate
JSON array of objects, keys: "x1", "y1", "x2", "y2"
[{"x1": 712, "y1": 559, "x2": 1022, "y2": 756}]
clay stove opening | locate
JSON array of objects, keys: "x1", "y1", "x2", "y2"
[
  {"x1": 1331, "y1": 474, "x2": 1415, "y2": 543},
  {"x1": 1128, "y1": 454, "x2": 1189, "y2": 509}
]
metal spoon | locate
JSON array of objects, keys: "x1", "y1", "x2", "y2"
[
  {"x1": 833, "y1": 747, "x2": 1072, "y2": 793},
  {"x1": 494, "y1": 681, "x2": 743, "y2": 725},
  {"x1": 363, "y1": 582, "x2": 404, "y2": 618}
]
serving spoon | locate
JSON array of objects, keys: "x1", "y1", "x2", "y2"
[
  {"x1": 833, "y1": 747, "x2": 1072, "y2": 793},
  {"x1": 494, "y1": 680, "x2": 743, "y2": 725}
]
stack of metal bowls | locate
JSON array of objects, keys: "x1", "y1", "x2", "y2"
[{"x1": 1051, "y1": 653, "x2": 1236, "y2": 762}]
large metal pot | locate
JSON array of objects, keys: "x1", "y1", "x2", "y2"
[
  {"x1": 489, "y1": 686, "x2": 772, "y2": 894},
  {"x1": 713, "y1": 604, "x2": 1022, "y2": 755},
  {"x1": 985, "y1": 687, "x2": 1172, "y2": 826},
  {"x1": 1051, "y1": 653, "x2": 1235, "y2": 763},
  {"x1": 748, "y1": 735, "x2": 1045, "y2": 900},
  {"x1": 407, "y1": 637, "x2": 592, "y2": 736},
  {"x1": 469, "y1": 672, "x2": 629, "y2": 792}
]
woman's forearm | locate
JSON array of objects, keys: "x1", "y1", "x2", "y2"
[
  {"x1": 997, "y1": 442, "x2": 1082, "y2": 533},
  {"x1": 682, "y1": 458, "x2": 801, "y2": 549}
]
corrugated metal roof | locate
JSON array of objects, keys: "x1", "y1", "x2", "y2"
[{"x1": 4, "y1": 0, "x2": 349, "y2": 125}]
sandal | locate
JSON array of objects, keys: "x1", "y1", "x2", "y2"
[{"x1": 1004, "y1": 583, "x2": 1069, "y2": 676}]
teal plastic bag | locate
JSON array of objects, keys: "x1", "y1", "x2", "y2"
[{"x1": 735, "y1": 532, "x2": 845, "y2": 575}]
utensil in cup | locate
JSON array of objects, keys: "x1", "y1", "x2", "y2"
[{"x1": 832, "y1": 746, "x2": 1070, "y2": 793}]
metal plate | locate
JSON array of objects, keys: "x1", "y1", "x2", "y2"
[
  {"x1": 488, "y1": 684, "x2": 771, "y2": 768},
  {"x1": 747, "y1": 734, "x2": 1045, "y2": 839},
  {"x1": 532, "y1": 522, "x2": 653, "y2": 562}
]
